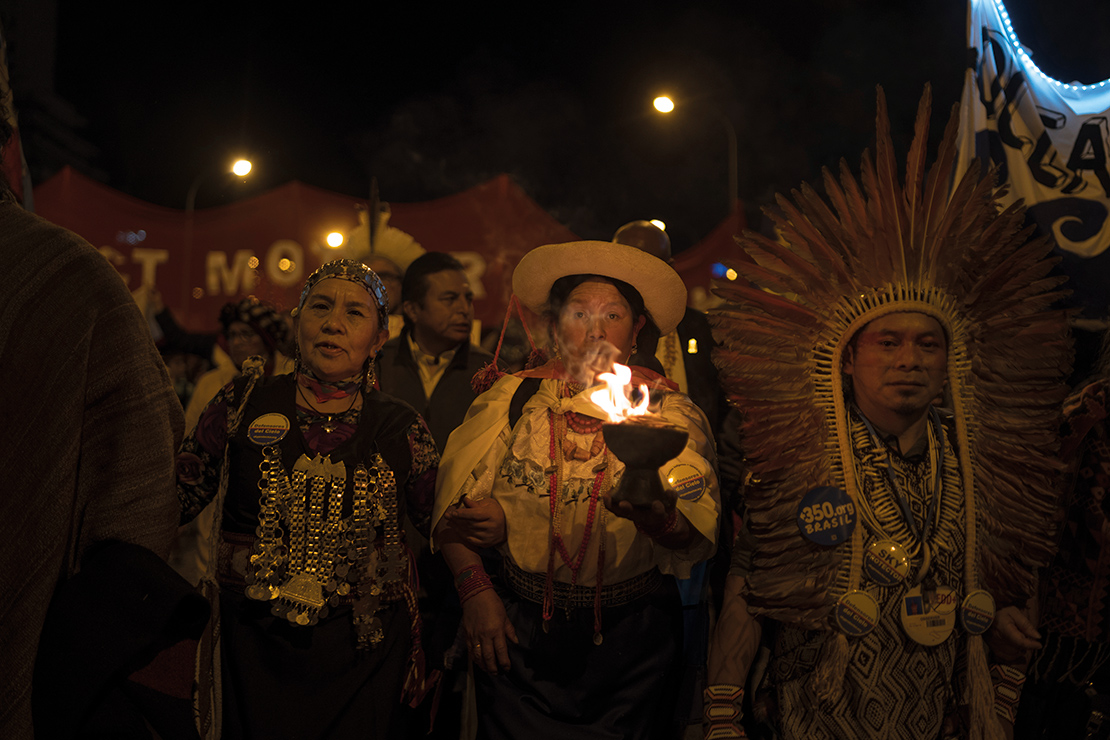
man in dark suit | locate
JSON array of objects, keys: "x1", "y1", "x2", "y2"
[{"x1": 376, "y1": 251, "x2": 495, "y2": 454}]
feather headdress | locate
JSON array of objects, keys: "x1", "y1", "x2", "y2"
[{"x1": 711, "y1": 86, "x2": 1071, "y2": 737}]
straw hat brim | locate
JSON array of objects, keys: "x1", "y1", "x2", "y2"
[{"x1": 512, "y1": 240, "x2": 687, "y2": 334}]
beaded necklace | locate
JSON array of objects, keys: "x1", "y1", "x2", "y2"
[
  {"x1": 558, "y1": 380, "x2": 606, "y2": 460},
  {"x1": 295, "y1": 381, "x2": 360, "y2": 434},
  {"x1": 849, "y1": 408, "x2": 962, "y2": 587},
  {"x1": 542, "y1": 379, "x2": 613, "y2": 640}
]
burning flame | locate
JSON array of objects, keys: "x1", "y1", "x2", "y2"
[{"x1": 590, "y1": 362, "x2": 650, "y2": 422}]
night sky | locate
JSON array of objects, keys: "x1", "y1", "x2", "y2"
[{"x1": 46, "y1": 0, "x2": 1110, "y2": 252}]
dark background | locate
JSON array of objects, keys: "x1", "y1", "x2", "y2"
[{"x1": 9, "y1": 0, "x2": 1110, "y2": 252}]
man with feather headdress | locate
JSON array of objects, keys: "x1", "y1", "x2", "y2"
[{"x1": 702, "y1": 87, "x2": 1071, "y2": 740}]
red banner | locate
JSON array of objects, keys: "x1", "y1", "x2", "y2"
[
  {"x1": 34, "y1": 168, "x2": 746, "y2": 336},
  {"x1": 33, "y1": 168, "x2": 578, "y2": 332}
]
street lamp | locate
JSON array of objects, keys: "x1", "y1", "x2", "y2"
[
  {"x1": 652, "y1": 94, "x2": 738, "y2": 215},
  {"x1": 185, "y1": 157, "x2": 253, "y2": 214},
  {"x1": 183, "y1": 157, "x2": 253, "y2": 304}
]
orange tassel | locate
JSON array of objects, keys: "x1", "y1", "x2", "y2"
[{"x1": 470, "y1": 362, "x2": 505, "y2": 395}]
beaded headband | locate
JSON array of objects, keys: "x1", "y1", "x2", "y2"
[{"x1": 292, "y1": 259, "x2": 390, "y2": 328}]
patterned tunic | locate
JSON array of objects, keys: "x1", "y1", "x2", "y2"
[{"x1": 761, "y1": 410, "x2": 968, "y2": 740}]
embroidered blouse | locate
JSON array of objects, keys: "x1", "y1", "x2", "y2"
[{"x1": 432, "y1": 370, "x2": 720, "y2": 584}]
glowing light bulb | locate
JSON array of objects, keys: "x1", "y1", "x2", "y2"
[
  {"x1": 326, "y1": 232, "x2": 344, "y2": 248},
  {"x1": 653, "y1": 96, "x2": 675, "y2": 113}
]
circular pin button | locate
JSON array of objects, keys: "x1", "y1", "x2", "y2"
[
  {"x1": 248, "y1": 412, "x2": 290, "y2": 446},
  {"x1": 797, "y1": 486, "x2": 856, "y2": 546},
  {"x1": 836, "y1": 589, "x2": 879, "y2": 636},
  {"x1": 900, "y1": 584, "x2": 957, "y2": 646},
  {"x1": 960, "y1": 590, "x2": 996, "y2": 635},
  {"x1": 863, "y1": 539, "x2": 911, "y2": 587}
]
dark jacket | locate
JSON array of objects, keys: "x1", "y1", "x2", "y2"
[{"x1": 375, "y1": 329, "x2": 496, "y2": 454}]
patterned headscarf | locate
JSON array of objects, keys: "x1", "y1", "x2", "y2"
[
  {"x1": 218, "y1": 297, "x2": 288, "y2": 352},
  {"x1": 292, "y1": 259, "x2": 390, "y2": 329}
]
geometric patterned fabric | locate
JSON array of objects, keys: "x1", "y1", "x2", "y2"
[{"x1": 764, "y1": 411, "x2": 965, "y2": 739}]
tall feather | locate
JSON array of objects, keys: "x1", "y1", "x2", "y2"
[{"x1": 905, "y1": 85, "x2": 932, "y2": 284}]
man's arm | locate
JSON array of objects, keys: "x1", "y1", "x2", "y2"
[{"x1": 984, "y1": 595, "x2": 1041, "y2": 740}]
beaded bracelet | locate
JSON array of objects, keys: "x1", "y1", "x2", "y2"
[
  {"x1": 703, "y1": 683, "x2": 746, "y2": 739},
  {"x1": 989, "y1": 664, "x2": 1026, "y2": 725},
  {"x1": 636, "y1": 507, "x2": 679, "y2": 539},
  {"x1": 454, "y1": 563, "x2": 494, "y2": 605}
]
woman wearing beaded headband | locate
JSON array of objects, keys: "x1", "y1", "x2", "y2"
[
  {"x1": 431, "y1": 241, "x2": 721, "y2": 740},
  {"x1": 176, "y1": 259, "x2": 440, "y2": 739}
]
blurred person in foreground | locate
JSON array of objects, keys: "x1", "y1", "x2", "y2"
[
  {"x1": 0, "y1": 100, "x2": 196, "y2": 737},
  {"x1": 178, "y1": 259, "x2": 439, "y2": 739},
  {"x1": 432, "y1": 240, "x2": 720, "y2": 739}
]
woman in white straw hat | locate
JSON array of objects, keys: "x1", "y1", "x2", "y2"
[{"x1": 431, "y1": 240, "x2": 721, "y2": 739}]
